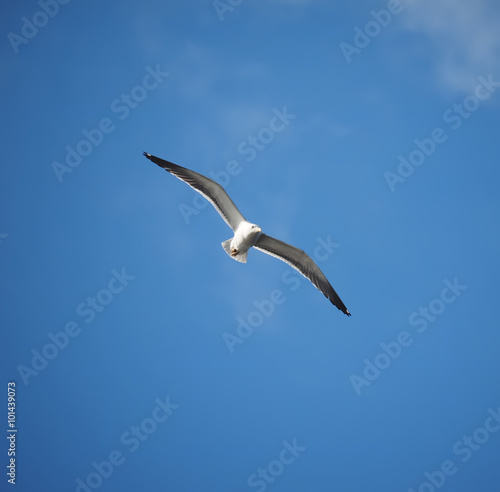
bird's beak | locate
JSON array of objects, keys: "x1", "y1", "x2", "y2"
[{"x1": 256, "y1": 227, "x2": 262, "y2": 233}]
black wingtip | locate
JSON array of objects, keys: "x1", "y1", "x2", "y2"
[
  {"x1": 142, "y1": 152, "x2": 173, "y2": 171},
  {"x1": 345, "y1": 310, "x2": 351, "y2": 317},
  {"x1": 143, "y1": 152, "x2": 169, "y2": 170}
]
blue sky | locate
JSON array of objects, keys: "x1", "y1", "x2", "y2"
[{"x1": 2, "y1": 1, "x2": 500, "y2": 491}]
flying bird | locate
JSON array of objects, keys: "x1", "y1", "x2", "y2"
[{"x1": 144, "y1": 153, "x2": 351, "y2": 316}]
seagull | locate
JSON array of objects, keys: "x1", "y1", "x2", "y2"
[{"x1": 144, "y1": 153, "x2": 351, "y2": 316}]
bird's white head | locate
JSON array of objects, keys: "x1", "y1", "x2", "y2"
[
  {"x1": 249, "y1": 223, "x2": 262, "y2": 236},
  {"x1": 237, "y1": 221, "x2": 262, "y2": 244},
  {"x1": 248, "y1": 223, "x2": 262, "y2": 247}
]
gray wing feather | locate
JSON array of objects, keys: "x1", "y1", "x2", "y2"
[
  {"x1": 254, "y1": 233, "x2": 351, "y2": 316},
  {"x1": 144, "y1": 153, "x2": 245, "y2": 231}
]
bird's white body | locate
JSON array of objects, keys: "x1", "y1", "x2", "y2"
[{"x1": 221, "y1": 221, "x2": 261, "y2": 263}]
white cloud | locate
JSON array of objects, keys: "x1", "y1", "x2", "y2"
[{"x1": 399, "y1": 0, "x2": 500, "y2": 94}]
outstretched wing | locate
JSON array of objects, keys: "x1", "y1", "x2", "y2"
[
  {"x1": 144, "y1": 153, "x2": 245, "y2": 231},
  {"x1": 254, "y1": 233, "x2": 351, "y2": 315}
]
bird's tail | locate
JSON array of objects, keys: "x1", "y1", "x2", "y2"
[{"x1": 221, "y1": 238, "x2": 247, "y2": 263}]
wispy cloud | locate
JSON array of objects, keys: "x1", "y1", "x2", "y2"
[{"x1": 399, "y1": 0, "x2": 500, "y2": 94}]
